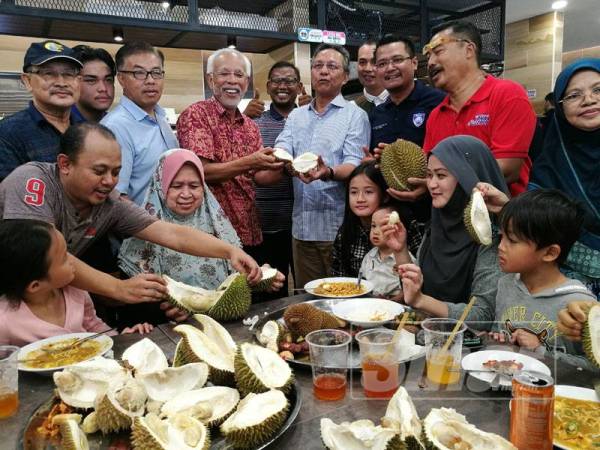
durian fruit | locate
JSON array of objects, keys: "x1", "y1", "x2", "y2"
[
  {"x1": 160, "y1": 386, "x2": 240, "y2": 427},
  {"x1": 136, "y1": 362, "x2": 209, "y2": 402},
  {"x1": 292, "y1": 152, "x2": 319, "y2": 173},
  {"x1": 583, "y1": 304, "x2": 600, "y2": 367},
  {"x1": 121, "y1": 338, "x2": 169, "y2": 375},
  {"x1": 220, "y1": 389, "x2": 289, "y2": 449},
  {"x1": 463, "y1": 189, "x2": 492, "y2": 245},
  {"x1": 53, "y1": 357, "x2": 128, "y2": 409},
  {"x1": 283, "y1": 303, "x2": 346, "y2": 337},
  {"x1": 59, "y1": 418, "x2": 89, "y2": 450},
  {"x1": 131, "y1": 413, "x2": 210, "y2": 450},
  {"x1": 423, "y1": 408, "x2": 516, "y2": 450},
  {"x1": 94, "y1": 378, "x2": 147, "y2": 434},
  {"x1": 252, "y1": 266, "x2": 279, "y2": 292},
  {"x1": 273, "y1": 148, "x2": 294, "y2": 162},
  {"x1": 257, "y1": 320, "x2": 285, "y2": 352},
  {"x1": 380, "y1": 139, "x2": 427, "y2": 191},
  {"x1": 164, "y1": 273, "x2": 252, "y2": 321},
  {"x1": 321, "y1": 418, "x2": 400, "y2": 450},
  {"x1": 173, "y1": 323, "x2": 236, "y2": 386},
  {"x1": 81, "y1": 412, "x2": 99, "y2": 434},
  {"x1": 381, "y1": 387, "x2": 425, "y2": 450},
  {"x1": 234, "y1": 342, "x2": 294, "y2": 396}
]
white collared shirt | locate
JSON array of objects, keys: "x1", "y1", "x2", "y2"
[{"x1": 363, "y1": 88, "x2": 389, "y2": 106}]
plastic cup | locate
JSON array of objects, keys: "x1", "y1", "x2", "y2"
[
  {"x1": 0, "y1": 346, "x2": 19, "y2": 419},
  {"x1": 355, "y1": 328, "x2": 402, "y2": 398},
  {"x1": 422, "y1": 318, "x2": 466, "y2": 386},
  {"x1": 305, "y1": 329, "x2": 351, "y2": 401}
]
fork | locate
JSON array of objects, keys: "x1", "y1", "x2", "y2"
[
  {"x1": 41, "y1": 328, "x2": 115, "y2": 354},
  {"x1": 356, "y1": 270, "x2": 363, "y2": 287}
]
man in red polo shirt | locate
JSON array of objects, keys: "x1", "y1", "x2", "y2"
[{"x1": 423, "y1": 20, "x2": 536, "y2": 196}]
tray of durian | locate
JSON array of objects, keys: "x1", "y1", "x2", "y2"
[
  {"x1": 21, "y1": 315, "x2": 301, "y2": 450},
  {"x1": 321, "y1": 386, "x2": 516, "y2": 449},
  {"x1": 254, "y1": 299, "x2": 427, "y2": 369}
]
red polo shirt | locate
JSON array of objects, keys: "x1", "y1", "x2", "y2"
[{"x1": 423, "y1": 75, "x2": 536, "y2": 195}]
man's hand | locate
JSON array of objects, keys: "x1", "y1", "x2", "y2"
[
  {"x1": 557, "y1": 300, "x2": 596, "y2": 341},
  {"x1": 475, "y1": 182, "x2": 509, "y2": 214},
  {"x1": 117, "y1": 274, "x2": 167, "y2": 303},
  {"x1": 267, "y1": 269, "x2": 286, "y2": 292},
  {"x1": 159, "y1": 302, "x2": 189, "y2": 322},
  {"x1": 297, "y1": 155, "x2": 329, "y2": 184},
  {"x1": 387, "y1": 177, "x2": 428, "y2": 202},
  {"x1": 243, "y1": 90, "x2": 265, "y2": 119},
  {"x1": 361, "y1": 145, "x2": 376, "y2": 164},
  {"x1": 230, "y1": 248, "x2": 261, "y2": 284},
  {"x1": 297, "y1": 86, "x2": 312, "y2": 107},
  {"x1": 246, "y1": 148, "x2": 284, "y2": 171},
  {"x1": 372, "y1": 142, "x2": 387, "y2": 161}
]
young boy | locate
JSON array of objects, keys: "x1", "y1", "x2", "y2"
[
  {"x1": 360, "y1": 206, "x2": 414, "y2": 301},
  {"x1": 491, "y1": 189, "x2": 597, "y2": 370}
]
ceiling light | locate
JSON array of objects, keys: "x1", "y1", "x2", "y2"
[
  {"x1": 227, "y1": 36, "x2": 237, "y2": 49},
  {"x1": 161, "y1": 1, "x2": 171, "y2": 8},
  {"x1": 551, "y1": 1, "x2": 568, "y2": 10},
  {"x1": 113, "y1": 27, "x2": 124, "y2": 42}
]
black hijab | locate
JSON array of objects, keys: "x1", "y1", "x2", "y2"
[
  {"x1": 529, "y1": 58, "x2": 600, "y2": 249},
  {"x1": 420, "y1": 135, "x2": 509, "y2": 304}
]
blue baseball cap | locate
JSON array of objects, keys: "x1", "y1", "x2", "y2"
[{"x1": 23, "y1": 40, "x2": 82, "y2": 72}]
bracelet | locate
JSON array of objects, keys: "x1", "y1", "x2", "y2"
[{"x1": 324, "y1": 166, "x2": 335, "y2": 181}]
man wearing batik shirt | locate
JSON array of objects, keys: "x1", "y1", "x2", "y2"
[{"x1": 176, "y1": 48, "x2": 283, "y2": 256}]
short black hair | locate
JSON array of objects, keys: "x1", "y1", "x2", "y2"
[
  {"x1": 115, "y1": 41, "x2": 165, "y2": 71},
  {"x1": 60, "y1": 122, "x2": 117, "y2": 161},
  {"x1": 499, "y1": 189, "x2": 585, "y2": 265},
  {"x1": 432, "y1": 20, "x2": 482, "y2": 66},
  {"x1": 268, "y1": 61, "x2": 300, "y2": 81},
  {"x1": 544, "y1": 92, "x2": 555, "y2": 105},
  {"x1": 313, "y1": 43, "x2": 350, "y2": 73},
  {"x1": 72, "y1": 45, "x2": 116, "y2": 76},
  {"x1": 375, "y1": 34, "x2": 416, "y2": 59},
  {"x1": 0, "y1": 219, "x2": 54, "y2": 305}
]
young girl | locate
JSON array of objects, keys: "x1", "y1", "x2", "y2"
[
  {"x1": 331, "y1": 161, "x2": 420, "y2": 277},
  {"x1": 0, "y1": 219, "x2": 152, "y2": 347}
]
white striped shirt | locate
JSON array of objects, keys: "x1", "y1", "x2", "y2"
[{"x1": 275, "y1": 94, "x2": 370, "y2": 241}]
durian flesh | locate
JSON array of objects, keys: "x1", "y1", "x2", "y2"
[
  {"x1": 252, "y1": 266, "x2": 279, "y2": 292},
  {"x1": 257, "y1": 320, "x2": 283, "y2": 352},
  {"x1": 131, "y1": 413, "x2": 210, "y2": 450},
  {"x1": 583, "y1": 304, "x2": 600, "y2": 367},
  {"x1": 424, "y1": 408, "x2": 516, "y2": 450},
  {"x1": 234, "y1": 342, "x2": 294, "y2": 395},
  {"x1": 321, "y1": 418, "x2": 399, "y2": 450},
  {"x1": 160, "y1": 386, "x2": 240, "y2": 427},
  {"x1": 463, "y1": 190, "x2": 492, "y2": 245},
  {"x1": 60, "y1": 419, "x2": 90, "y2": 450},
  {"x1": 94, "y1": 378, "x2": 147, "y2": 434},
  {"x1": 220, "y1": 390, "x2": 289, "y2": 449}
]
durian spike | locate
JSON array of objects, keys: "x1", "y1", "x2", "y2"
[{"x1": 441, "y1": 296, "x2": 476, "y2": 353}]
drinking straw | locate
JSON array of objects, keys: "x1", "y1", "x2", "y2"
[{"x1": 440, "y1": 296, "x2": 476, "y2": 353}]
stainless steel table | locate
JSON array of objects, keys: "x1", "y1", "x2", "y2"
[{"x1": 6, "y1": 293, "x2": 597, "y2": 450}]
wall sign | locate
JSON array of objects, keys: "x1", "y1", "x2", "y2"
[{"x1": 297, "y1": 28, "x2": 346, "y2": 45}]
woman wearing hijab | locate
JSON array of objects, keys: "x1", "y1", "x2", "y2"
[
  {"x1": 390, "y1": 135, "x2": 510, "y2": 330},
  {"x1": 529, "y1": 58, "x2": 600, "y2": 297},
  {"x1": 118, "y1": 149, "x2": 243, "y2": 289}
]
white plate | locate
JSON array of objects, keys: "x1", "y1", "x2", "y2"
[
  {"x1": 461, "y1": 349, "x2": 551, "y2": 388},
  {"x1": 554, "y1": 385, "x2": 600, "y2": 450},
  {"x1": 18, "y1": 332, "x2": 113, "y2": 374},
  {"x1": 304, "y1": 277, "x2": 373, "y2": 299},
  {"x1": 331, "y1": 298, "x2": 404, "y2": 328}
]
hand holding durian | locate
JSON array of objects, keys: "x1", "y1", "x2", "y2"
[{"x1": 557, "y1": 301, "x2": 599, "y2": 367}]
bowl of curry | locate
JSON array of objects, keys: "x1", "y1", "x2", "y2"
[{"x1": 18, "y1": 333, "x2": 113, "y2": 375}]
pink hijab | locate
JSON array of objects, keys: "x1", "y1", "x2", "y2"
[{"x1": 160, "y1": 148, "x2": 205, "y2": 195}]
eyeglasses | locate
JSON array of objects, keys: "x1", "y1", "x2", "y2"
[
  {"x1": 28, "y1": 68, "x2": 80, "y2": 82},
  {"x1": 268, "y1": 77, "x2": 299, "y2": 86},
  {"x1": 422, "y1": 36, "x2": 472, "y2": 57},
  {"x1": 375, "y1": 55, "x2": 413, "y2": 70},
  {"x1": 311, "y1": 62, "x2": 343, "y2": 72},
  {"x1": 214, "y1": 71, "x2": 247, "y2": 80},
  {"x1": 559, "y1": 86, "x2": 600, "y2": 105},
  {"x1": 119, "y1": 69, "x2": 165, "y2": 80}
]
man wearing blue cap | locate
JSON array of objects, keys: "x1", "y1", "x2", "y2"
[{"x1": 0, "y1": 40, "x2": 83, "y2": 181}]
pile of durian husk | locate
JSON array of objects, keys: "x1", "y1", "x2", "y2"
[
  {"x1": 51, "y1": 314, "x2": 295, "y2": 450},
  {"x1": 321, "y1": 386, "x2": 517, "y2": 450}
]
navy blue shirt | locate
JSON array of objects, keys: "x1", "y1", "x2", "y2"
[
  {"x1": 0, "y1": 102, "x2": 83, "y2": 181},
  {"x1": 369, "y1": 80, "x2": 445, "y2": 149}
]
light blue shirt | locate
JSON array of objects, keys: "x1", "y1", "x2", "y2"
[
  {"x1": 275, "y1": 94, "x2": 370, "y2": 241},
  {"x1": 101, "y1": 96, "x2": 178, "y2": 205}
]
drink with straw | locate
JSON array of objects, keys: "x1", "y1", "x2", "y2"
[
  {"x1": 356, "y1": 328, "x2": 402, "y2": 398},
  {"x1": 305, "y1": 329, "x2": 351, "y2": 401},
  {"x1": 422, "y1": 318, "x2": 466, "y2": 386}
]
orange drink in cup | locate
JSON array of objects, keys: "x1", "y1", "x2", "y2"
[
  {"x1": 356, "y1": 328, "x2": 402, "y2": 399},
  {"x1": 0, "y1": 346, "x2": 19, "y2": 419},
  {"x1": 422, "y1": 318, "x2": 466, "y2": 386},
  {"x1": 305, "y1": 329, "x2": 351, "y2": 401}
]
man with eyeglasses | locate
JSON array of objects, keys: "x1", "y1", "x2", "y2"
[
  {"x1": 0, "y1": 40, "x2": 83, "y2": 181},
  {"x1": 101, "y1": 41, "x2": 178, "y2": 206},
  {"x1": 251, "y1": 61, "x2": 304, "y2": 298},
  {"x1": 71, "y1": 45, "x2": 116, "y2": 123},
  {"x1": 422, "y1": 20, "x2": 536, "y2": 196},
  {"x1": 265, "y1": 43, "x2": 370, "y2": 288},
  {"x1": 353, "y1": 39, "x2": 389, "y2": 115},
  {"x1": 177, "y1": 48, "x2": 284, "y2": 259}
]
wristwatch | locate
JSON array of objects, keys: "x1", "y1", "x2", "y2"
[{"x1": 323, "y1": 166, "x2": 335, "y2": 181}]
